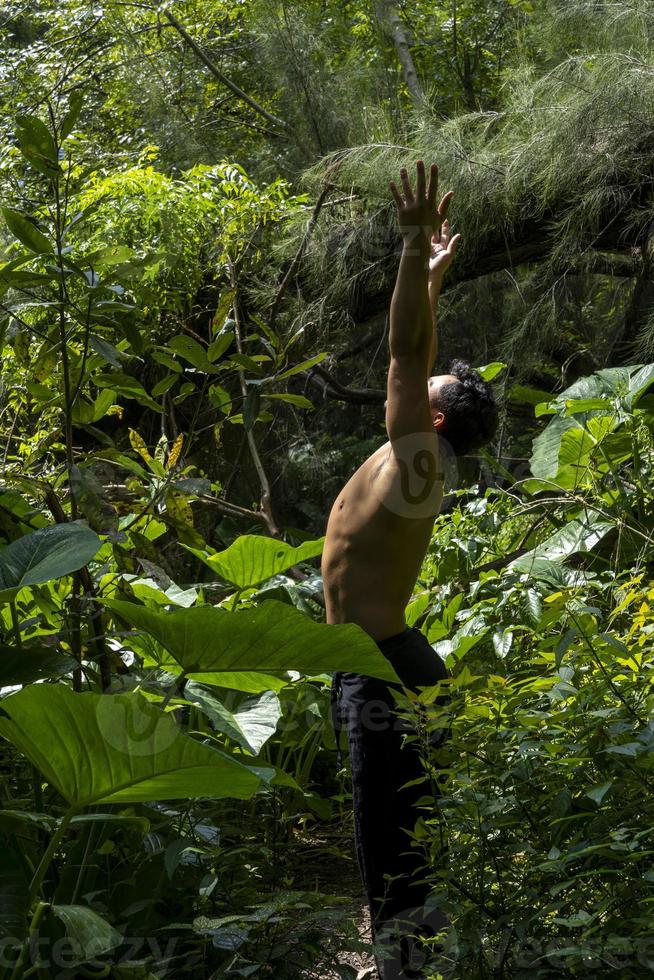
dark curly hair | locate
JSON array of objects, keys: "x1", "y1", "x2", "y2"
[{"x1": 429, "y1": 359, "x2": 499, "y2": 456}]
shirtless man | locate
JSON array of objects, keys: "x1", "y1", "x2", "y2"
[{"x1": 323, "y1": 161, "x2": 498, "y2": 979}]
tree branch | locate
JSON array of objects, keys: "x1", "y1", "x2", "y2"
[
  {"x1": 375, "y1": 0, "x2": 425, "y2": 108},
  {"x1": 304, "y1": 363, "x2": 385, "y2": 404},
  {"x1": 269, "y1": 182, "x2": 334, "y2": 333},
  {"x1": 195, "y1": 494, "x2": 268, "y2": 525},
  {"x1": 229, "y1": 266, "x2": 280, "y2": 536},
  {"x1": 101, "y1": 484, "x2": 269, "y2": 526},
  {"x1": 163, "y1": 10, "x2": 291, "y2": 136}
]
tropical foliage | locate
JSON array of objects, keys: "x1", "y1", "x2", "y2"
[{"x1": 2, "y1": 1, "x2": 654, "y2": 978}]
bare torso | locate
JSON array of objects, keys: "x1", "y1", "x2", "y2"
[{"x1": 321, "y1": 438, "x2": 443, "y2": 641}]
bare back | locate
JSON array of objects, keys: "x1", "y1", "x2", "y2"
[{"x1": 321, "y1": 437, "x2": 443, "y2": 641}]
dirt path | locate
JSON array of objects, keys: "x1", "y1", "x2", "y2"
[{"x1": 290, "y1": 820, "x2": 377, "y2": 978}]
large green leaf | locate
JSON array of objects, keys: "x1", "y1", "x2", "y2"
[
  {"x1": 0, "y1": 686, "x2": 265, "y2": 806},
  {"x1": 507, "y1": 558, "x2": 590, "y2": 589},
  {"x1": 0, "y1": 643, "x2": 77, "y2": 685},
  {"x1": 530, "y1": 416, "x2": 581, "y2": 482},
  {"x1": 15, "y1": 114, "x2": 57, "y2": 161},
  {"x1": 561, "y1": 363, "x2": 654, "y2": 409},
  {"x1": 2, "y1": 208, "x2": 53, "y2": 254},
  {"x1": 511, "y1": 509, "x2": 614, "y2": 572},
  {"x1": 158, "y1": 666, "x2": 288, "y2": 694},
  {"x1": 50, "y1": 905, "x2": 121, "y2": 964},
  {"x1": 0, "y1": 522, "x2": 101, "y2": 602},
  {"x1": 533, "y1": 424, "x2": 598, "y2": 490},
  {"x1": 186, "y1": 684, "x2": 281, "y2": 754},
  {"x1": 94, "y1": 372, "x2": 162, "y2": 413},
  {"x1": 123, "y1": 627, "x2": 289, "y2": 693},
  {"x1": 15, "y1": 113, "x2": 59, "y2": 178},
  {"x1": 529, "y1": 364, "x2": 654, "y2": 482},
  {"x1": 105, "y1": 598, "x2": 400, "y2": 683},
  {"x1": 0, "y1": 269, "x2": 55, "y2": 293},
  {"x1": 168, "y1": 334, "x2": 219, "y2": 373},
  {"x1": 187, "y1": 534, "x2": 325, "y2": 588}
]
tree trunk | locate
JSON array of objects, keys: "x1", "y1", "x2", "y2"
[
  {"x1": 375, "y1": 0, "x2": 425, "y2": 108},
  {"x1": 461, "y1": 47, "x2": 477, "y2": 110}
]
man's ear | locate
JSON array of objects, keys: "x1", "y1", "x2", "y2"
[{"x1": 432, "y1": 411, "x2": 445, "y2": 429}]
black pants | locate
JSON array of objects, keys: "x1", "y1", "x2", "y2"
[{"x1": 333, "y1": 626, "x2": 449, "y2": 979}]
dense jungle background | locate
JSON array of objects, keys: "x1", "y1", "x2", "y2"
[{"x1": 2, "y1": 0, "x2": 654, "y2": 976}]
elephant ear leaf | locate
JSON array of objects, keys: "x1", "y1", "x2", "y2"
[
  {"x1": 0, "y1": 523, "x2": 101, "y2": 602},
  {"x1": 0, "y1": 686, "x2": 266, "y2": 807},
  {"x1": 529, "y1": 363, "x2": 654, "y2": 487},
  {"x1": 105, "y1": 598, "x2": 401, "y2": 684},
  {"x1": 187, "y1": 534, "x2": 325, "y2": 588},
  {"x1": 186, "y1": 684, "x2": 282, "y2": 755},
  {"x1": 511, "y1": 509, "x2": 614, "y2": 572}
]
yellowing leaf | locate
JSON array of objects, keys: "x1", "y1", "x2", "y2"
[
  {"x1": 167, "y1": 434, "x2": 184, "y2": 471},
  {"x1": 129, "y1": 429, "x2": 154, "y2": 467},
  {"x1": 166, "y1": 491, "x2": 194, "y2": 528}
]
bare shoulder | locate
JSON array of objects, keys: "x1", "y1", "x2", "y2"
[{"x1": 332, "y1": 443, "x2": 392, "y2": 499}]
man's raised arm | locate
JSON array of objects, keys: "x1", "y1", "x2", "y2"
[{"x1": 386, "y1": 161, "x2": 441, "y2": 442}]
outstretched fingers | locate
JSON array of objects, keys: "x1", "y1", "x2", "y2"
[
  {"x1": 426, "y1": 163, "x2": 438, "y2": 208},
  {"x1": 438, "y1": 190, "x2": 454, "y2": 221},
  {"x1": 415, "y1": 160, "x2": 426, "y2": 200},
  {"x1": 448, "y1": 232, "x2": 462, "y2": 255},
  {"x1": 400, "y1": 167, "x2": 414, "y2": 202},
  {"x1": 432, "y1": 218, "x2": 451, "y2": 248},
  {"x1": 389, "y1": 180, "x2": 403, "y2": 208}
]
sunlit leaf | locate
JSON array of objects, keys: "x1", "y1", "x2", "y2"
[
  {"x1": 2, "y1": 209, "x2": 52, "y2": 254},
  {"x1": 476, "y1": 361, "x2": 506, "y2": 381},
  {"x1": 105, "y1": 598, "x2": 400, "y2": 683},
  {"x1": 0, "y1": 686, "x2": 266, "y2": 805},
  {"x1": 186, "y1": 685, "x2": 281, "y2": 754},
  {"x1": 187, "y1": 534, "x2": 324, "y2": 588},
  {"x1": 0, "y1": 523, "x2": 101, "y2": 602},
  {"x1": 275, "y1": 353, "x2": 327, "y2": 380}
]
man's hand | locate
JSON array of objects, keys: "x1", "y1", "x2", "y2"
[
  {"x1": 429, "y1": 202, "x2": 461, "y2": 286},
  {"x1": 426, "y1": 193, "x2": 460, "y2": 372},
  {"x1": 389, "y1": 160, "x2": 440, "y2": 251}
]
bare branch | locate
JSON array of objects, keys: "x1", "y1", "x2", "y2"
[
  {"x1": 229, "y1": 266, "x2": 280, "y2": 536},
  {"x1": 305, "y1": 363, "x2": 385, "y2": 404},
  {"x1": 375, "y1": 0, "x2": 425, "y2": 108},
  {"x1": 269, "y1": 182, "x2": 333, "y2": 333},
  {"x1": 163, "y1": 10, "x2": 291, "y2": 136}
]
